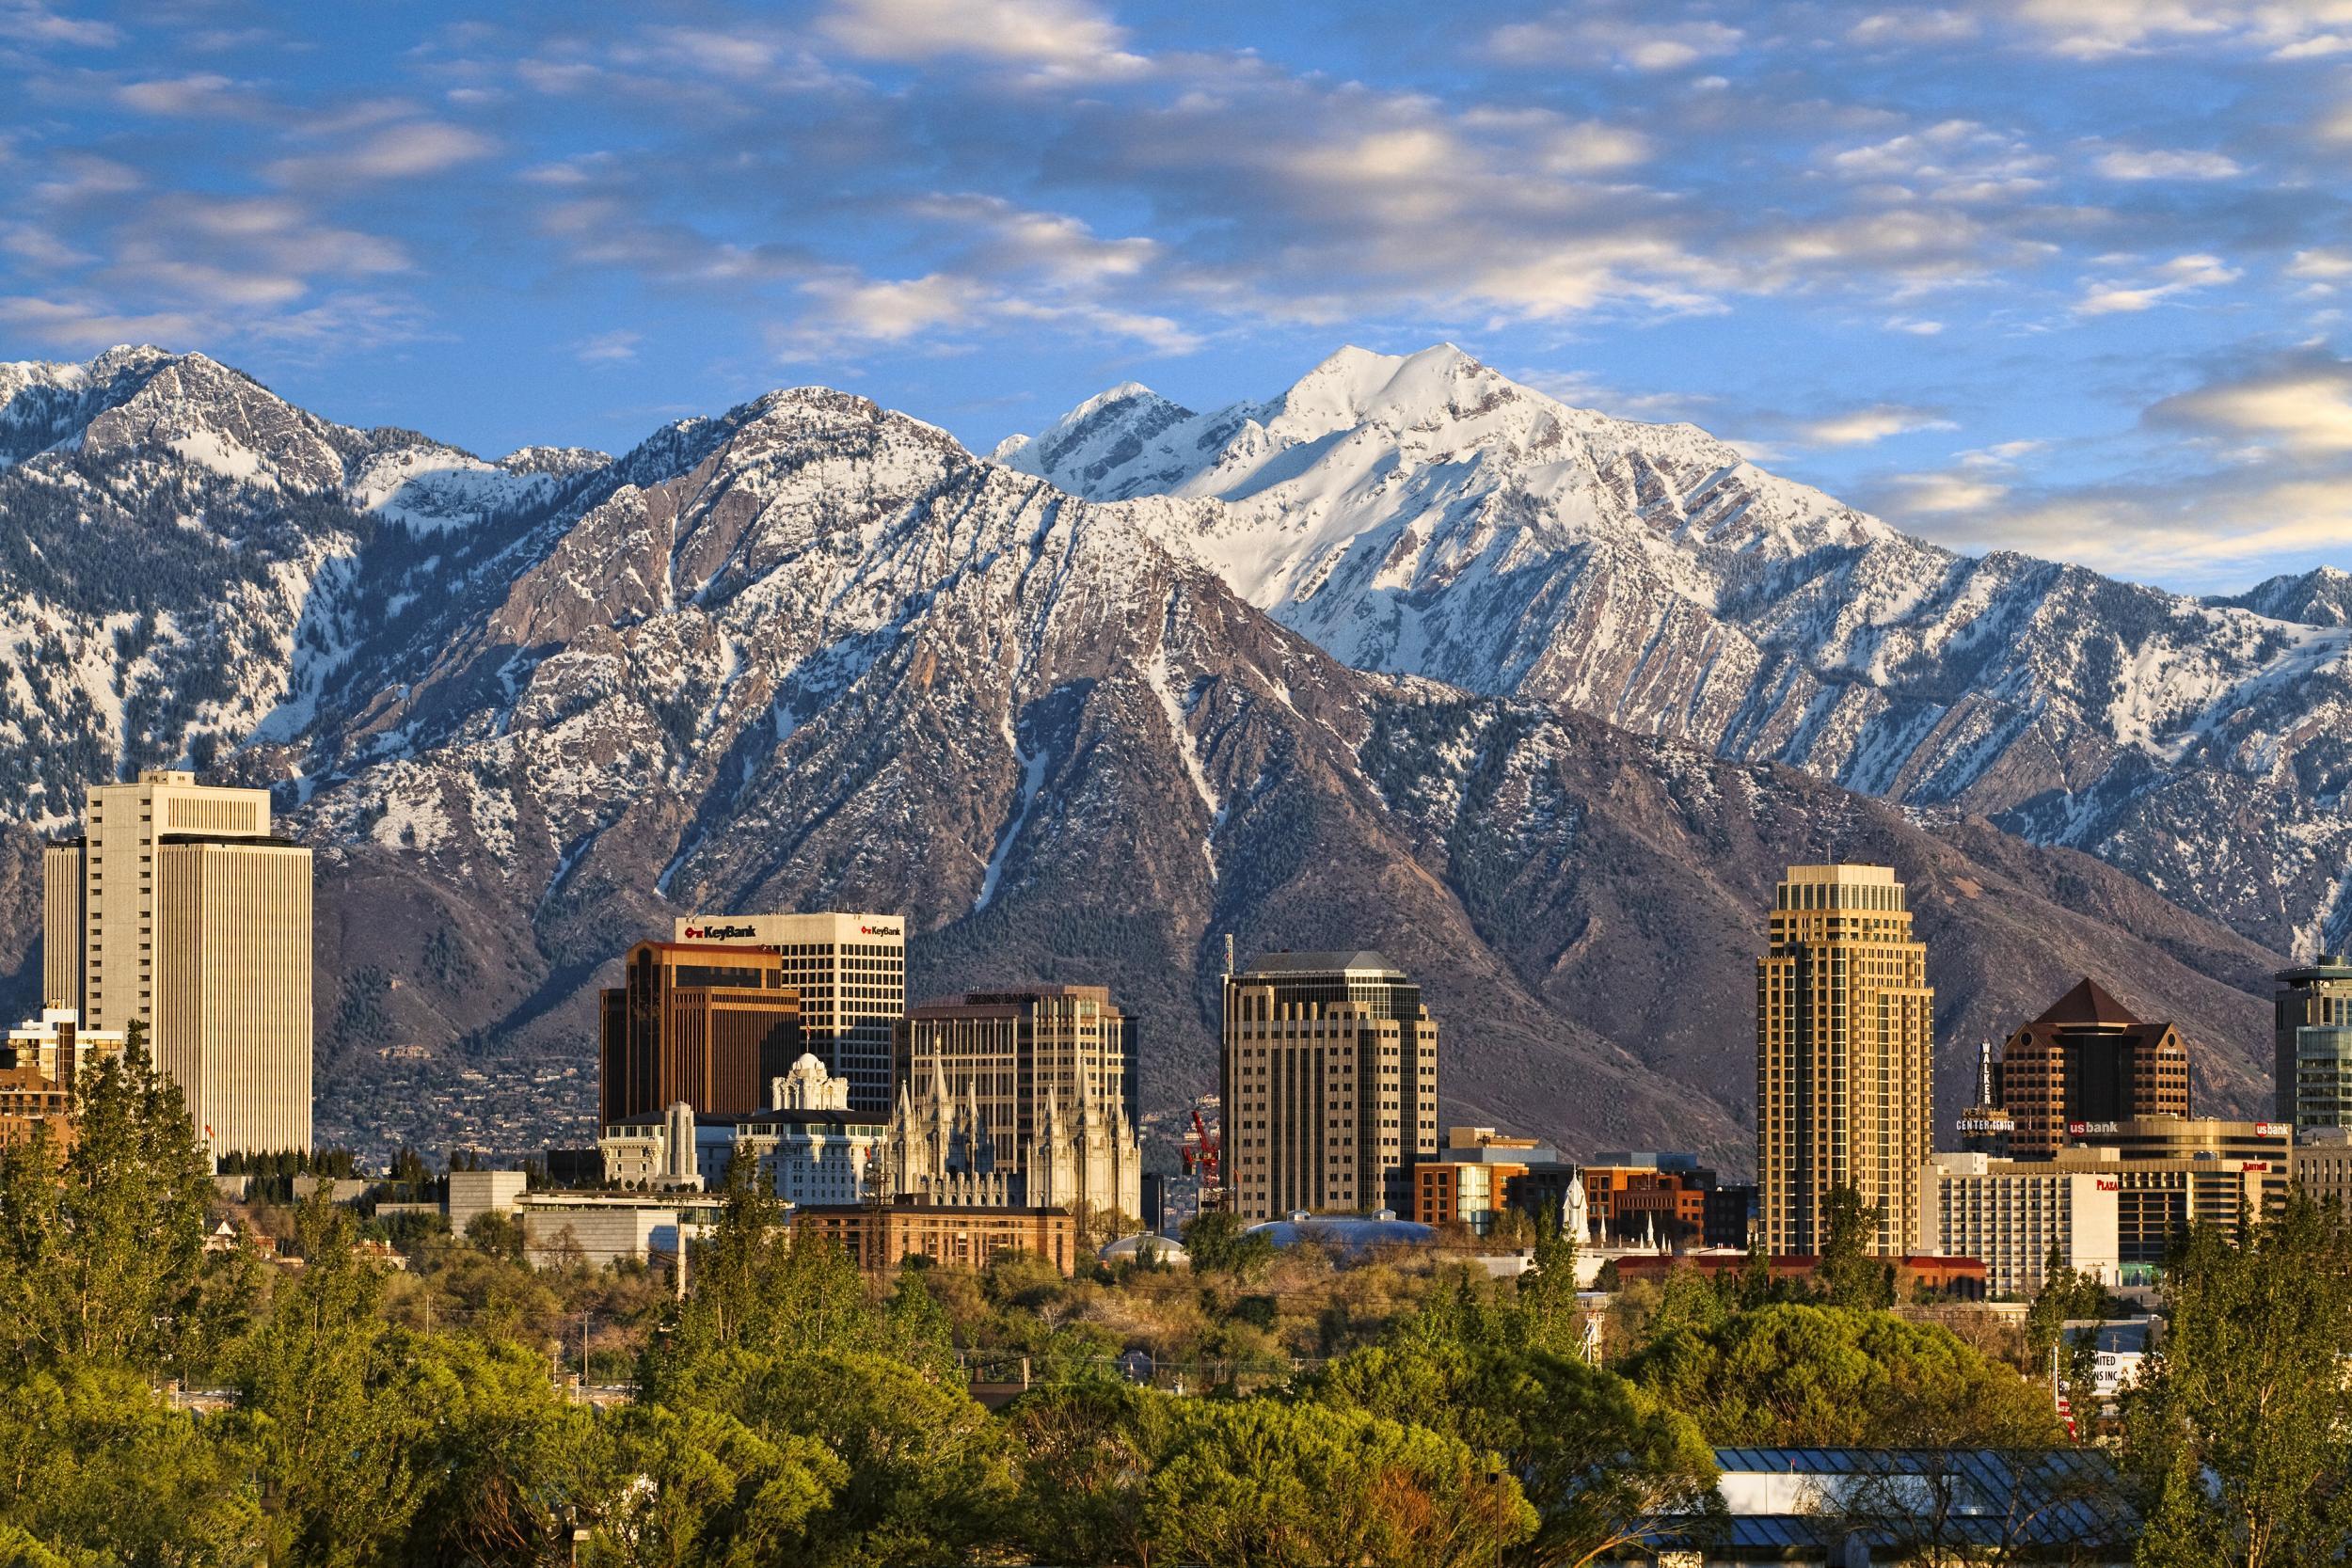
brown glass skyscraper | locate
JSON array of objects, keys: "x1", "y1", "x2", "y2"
[
  {"x1": 598, "y1": 942, "x2": 802, "y2": 1121},
  {"x1": 1221, "y1": 951, "x2": 1438, "y2": 1221},
  {"x1": 1997, "y1": 978, "x2": 2190, "y2": 1158},
  {"x1": 1756, "y1": 864, "x2": 1933, "y2": 1258}
]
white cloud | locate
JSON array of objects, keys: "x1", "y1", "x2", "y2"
[
  {"x1": 1850, "y1": 10, "x2": 1980, "y2": 44},
  {"x1": 1486, "y1": 13, "x2": 1743, "y2": 71},
  {"x1": 269, "y1": 121, "x2": 496, "y2": 184},
  {"x1": 0, "y1": 1, "x2": 119, "y2": 47},
  {"x1": 2290, "y1": 249, "x2": 2352, "y2": 280},
  {"x1": 2151, "y1": 358, "x2": 2352, "y2": 455},
  {"x1": 115, "y1": 74, "x2": 249, "y2": 117},
  {"x1": 2074, "y1": 253, "x2": 2240, "y2": 314},
  {"x1": 576, "y1": 329, "x2": 642, "y2": 364},
  {"x1": 1799, "y1": 404, "x2": 1958, "y2": 447},
  {"x1": 2003, "y1": 0, "x2": 2352, "y2": 58},
  {"x1": 818, "y1": 0, "x2": 1147, "y2": 79},
  {"x1": 2092, "y1": 147, "x2": 2243, "y2": 180},
  {"x1": 1884, "y1": 471, "x2": 2010, "y2": 512},
  {"x1": 0, "y1": 294, "x2": 200, "y2": 348},
  {"x1": 1884, "y1": 315, "x2": 1946, "y2": 335}
]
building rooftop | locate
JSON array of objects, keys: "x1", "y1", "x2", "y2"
[
  {"x1": 2032, "y1": 977, "x2": 2146, "y2": 1027},
  {"x1": 1237, "y1": 949, "x2": 1404, "y2": 978},
  {"x1": 2280, "y1": 954, "x2": 2352, "y2": 982}
]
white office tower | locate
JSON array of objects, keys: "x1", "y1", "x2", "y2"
[
  {"x1": 44, "y1": 770, "x2": 313, "y2": 1156},
  {"x1": 672, "y1": 911, "x2": 905, "y2": 1112}
]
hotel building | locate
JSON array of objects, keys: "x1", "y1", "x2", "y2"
[
  {"x1": 1221, "y1": 950, "x2": 1438, "y2": 1222},
  {"x1": 672, "y1": 911, "x2": 905, "y2": 1112},
  {"x1": 1918, "y1": 1153, "x2": 2122, "y2": 1299},
  {"x1": 1756, "y1": 863, "x2": 1933, "y2": 1258},
  {"x1": 44, "y1": 770, "x2": 312, "y2": 1156}
]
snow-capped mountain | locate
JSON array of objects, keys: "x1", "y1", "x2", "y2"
[
  {"x1": 1007, "y1": 344, "x2": 2352, "y2": 958},
  {"x1": 0, "y1": 345, "x2": 2296, "y2": 1160}
]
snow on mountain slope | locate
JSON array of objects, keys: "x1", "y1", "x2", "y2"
[
  {"x1": 1008, "y1": 344, "x2": 2352, "y2": 955},
  {"x1": 0, "y1": 346, "x2": 2292, "y2": 1161}
]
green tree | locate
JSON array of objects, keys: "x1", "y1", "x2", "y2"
[
  {"x1": 1144, "y1": 1397, "x2": 1536, "y2": 1568},
  {"x1": 1307, "y1": 1337, "x2": 1722, "y2": 1568},
  {"x1": 0, "y1": 1361, "x2": 262, "y2": 1565},
  {"x1": 1622, "y1": 1303, "x2": 2061, "y2": 1448},
  {"x1": 591, "y1": 1404, "x2": 844, "y2": 1568},
  {"x1": 1513, "y1": 1215, "x2": 1585, "y2": 1357},
  {"x1": 229, "y1": 1190, "x2": 423, "y2": 1563},
  {"x1": 2123, "y1": 1196, "x2": 2352, "y2": 1568},
  {"x1": 1181, "y1": 1211, "x2": 1272, "y2": 1280},
  {"x1": 0, "y1": 1024, "x2": 216, "y2": 1371},
  {"x1": 717, "y1": 1350, "x2": 1013, "y2": 1565},
  {"x1": 1002, "y1": 1382, "x2": 1176, "y2": 1568},
  {"x1": 1813, "y1": 1187, "x2": 1894, "y2": 1309}
]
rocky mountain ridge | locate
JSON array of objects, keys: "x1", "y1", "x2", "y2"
[
  {"x1": 0, "y1": 345, "x2": 2301, "y2": 1163},
  {"x1": 1006, "y1": 344, "x2": 2352, "y2": 960}
]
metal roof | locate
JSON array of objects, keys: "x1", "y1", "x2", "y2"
[{"x1": 1238, "y1": 949, "x2": 1404, "y2": 977}]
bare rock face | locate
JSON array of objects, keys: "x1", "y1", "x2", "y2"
[{"x1": 0, "y1": 346, "x2": 2296, "y2": 1163}]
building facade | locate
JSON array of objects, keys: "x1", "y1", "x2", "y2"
[
  {"x1": 597, "y1": 941, "x2": 802, "y2": 1122},
  {"x1": 894, "y1": 985, "x2": 1140, "y2": 1217},
  {"x1": 1996, "y1": 978, "x2": 2191, "y2": 1159},
  {"x1": 1415, "y1": 1126, "x2": 1553, "y2": 1234},
  {"x1": 1917, "y1": 1152, "x2": 2123, "y2": 1299},
  {"x1": 599, "y1": 1096, "x2": 886, "y2": 1207},
  {"x1": 2046, "y1": 1118, "x2": 2291, "y2": 1270},
  {"x1": 1581, "y1": 1152, "x2": 1721, "y2": 1246},
  {"x1": 44, "y1": 771, "x2": 313, "y2": 1156},
  {"x1": 0, "y1": 1006, "x2": 124, "y2": 1152},
  {"x1": 2275, "y1": 955, "x2": 2352, "y2": 1128},
  {"x1": 793, "y1": 1201, "x2": 1077, "y2": 1275},
  {"x1": 672, "y1": 912, "x2": 905, "y2": 1112},
  {"x1": 1221, "y1": 951, "x2": 1438, "y2": 1222},
  {"x1": 881, "y1": 1053, "x2": 1141, "y2": 1219},
  {"x1": 1756, "y1": 864, "x2": 1934, "y2": 1257}
]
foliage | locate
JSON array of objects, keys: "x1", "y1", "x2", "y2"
[
  {"x1": 1621, "y1": 1303, "x2": 2062, "y2": 1448},
  {"x1": 0, "y1": 1026, "x2": 220, "y2": 1373},
  {"x1": 1306, "y1": 1335, "x2": 1721, "y2": 1568},
  {"x1": 1813, "y1": 1186, "x2": 1894, "y2": 1309},
  {"x1": 2123, "y1": 1196, "x2": 2352, "y2": 1568}
]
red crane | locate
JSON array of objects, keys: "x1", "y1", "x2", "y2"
[{"x1": 1180, "y1": 1104, "x2": 1222, "y2": 1205}]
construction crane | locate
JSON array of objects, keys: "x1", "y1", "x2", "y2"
[{"x1": 1180, "y1": 1103, "x2": 1223, "y2": 1210}]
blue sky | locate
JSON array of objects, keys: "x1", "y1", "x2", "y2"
[{"x1": 4, "y1": 0, "x2": 2352, "y2": 592}]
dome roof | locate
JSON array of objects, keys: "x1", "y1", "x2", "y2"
[{"x1": 1101, "y1": 1233, "x2": 1189, "y2": 1264}]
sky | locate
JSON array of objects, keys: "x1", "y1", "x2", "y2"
[{"x1": 4, "y1": 1, "x2": 2352, "y2": 593}]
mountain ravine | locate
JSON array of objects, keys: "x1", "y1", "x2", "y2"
[{"x1": 0, "y1": 345, "x2": 2301, "y2": 1164}]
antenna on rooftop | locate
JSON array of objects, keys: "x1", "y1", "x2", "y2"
[{"x1": 1223, "y1": 931, "x2": 1234, "y2": 979}]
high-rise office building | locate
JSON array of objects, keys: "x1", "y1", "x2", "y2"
[
  {"x1": 672, "y1": 912, "x2": 904, "y2": 1112},
  {"x1": 598, "y1": 941, "x2": 803, "y2": 1121},
  {"x1": 44, "y1": 770, "x2": 312, "y2": 1156},
  {"x1": 1756, "y1": 863, "x2": 1933, "y2": 1258},
  {"x1": 1221, "y1": 950, "x2": 1438, "y2": 1222},
  {"x1": 1995, "y1": 978, "x2": 2190, "y2": 1158},
  {"x1": 2275, "y1": 955, "x2": 2352, "y2": 1128},
  {"x1": 889, "y1": 986, "x2": 1141, "y2": 1219}
]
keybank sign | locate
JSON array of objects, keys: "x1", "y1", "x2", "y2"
[{"x1": 682, "y1": 924, "x2": 758, "y2": 942}]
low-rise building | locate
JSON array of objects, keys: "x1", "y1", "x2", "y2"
[
  {"x1": 0, "y1": 1006, "x2": 126, "y2": 1150},
  {"x1": 2295, "y1": 1125, "x2": 2352, "y2": 1212},
  {"x1": 1414, "y1": 1125, "x2": 1555, "y2": 1233},
  {"x1": 600, "y1": 1099, "x2": 885, "y2": 1205},
  {"x1": 516, "y1": 1190, "x2": 725, "y2": 1270},
  {"x1": 1918, "y1": 1152, "x2": 2123, "y2": 1299},
  {"x1": 1613, "y1": 1251, "x2": 1989, "y2": 1299},
  {"x1": 1581, "y1": 1152, "x2": 1717, "y2": 1246},
  {"x1": 793, "y1": 1200, "x2": 1076, "y2": 1275}
]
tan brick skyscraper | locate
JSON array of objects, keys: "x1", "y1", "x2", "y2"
[{"x1": 1756, "y1": 863, "x2": 1934, "y2": 1257}]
